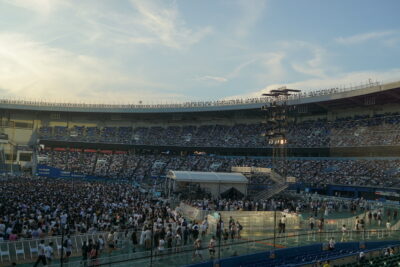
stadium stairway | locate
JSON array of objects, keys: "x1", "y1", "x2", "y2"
[
  {"x1": 253, "y1": 170, "x2": 288, "y2": 201},
  {"x1": 254, "y1": 183, "x2": 289, "y2": 201}
]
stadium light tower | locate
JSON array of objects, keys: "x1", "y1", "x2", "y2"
[
  {"x1": 262, "y1": 87, "x2": 301, "y2": 177},
  {"x1": 261, "y1": 86, "x2": 301, "y2": 248}
]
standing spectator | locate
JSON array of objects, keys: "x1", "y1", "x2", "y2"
[
  {"x1": 89, "y1": 242, "x2": 99, "y2": 266},
  {"x1": 131, "y1": 230, "x2": 138, "y2": 252},
  {"x1": 386, "y1": 220, "x2": 391, "y2": 236},
  {"x1": 183, "y1": 226, "x2": 189, "y2": 246},
  {"x1": 230, "y1": 223, "x2": 236, "y2": 242},
  {"x1": 378, "y1": 212, "x2": 382, "y2": 227},
  {"x1": 33, "y1": 240, "x2": 47, "y2": 267},
  {"x1": 367, "y1": 211, "x2": 372, "y2": 225},
  {"x1": 341, "y1": 225, "x2": 347, "y2": 242},
  {"x1": 281, "y1": 215, "x2": 287, "y2": 233},
  {"x1": 175, "y1": 232, "x2": 182, "y2": 252},
  {"x1": 309, "y1": 216, "x2": 315, "y2": 231},
  {"x1": 98, "y1": 236, "x2": 105, "y2": 253},
  {"x1": 64, "y1": 235, "x2": 73, "y2": 262},
  {"x1": 107, "y1": 231, "x2": 115, "y2": 253},
  {"x1": 237, "y1": 221, "x2": 243, "y2": 239},
  {"x1": 223, "y1": 229, "x2": 229, "y2": 247},
  {"x1": 81, "y1": 241, "x2": 88, "y2": 267},
  {"x1": 157, "y1": 238, "x2": 165, "y2": 258},
  {"x1": 192, "y1": 238, "x2": 203, "y2": 261},
  {"x1": 328, "y1": 238, "x2": 335, "y2": 251},
  {"x1": 201, "y1": 219, "x2": 208, "y2": 239},
  {"x1": 208, "y1": 236, "x2": 216, "y2": 258},
  {"x1": 45, "y1": 242, "x2": 54, "y2": 266}
]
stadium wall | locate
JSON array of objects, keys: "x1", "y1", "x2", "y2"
[{"x1": 36, "y1": 164, "x2": 108, "y2": 180}]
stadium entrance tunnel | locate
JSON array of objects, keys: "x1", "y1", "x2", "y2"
[{"x1": 220, "y1": 187, "x2": 245, "y2": 199}]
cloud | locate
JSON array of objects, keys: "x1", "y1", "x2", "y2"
[
  {"x1": 198, "y1": 76, "x2": 228, "y2": 83},
  {"x1": 2, "y1": 0, "x2": 66, "y2": 16},
  {"x1": 196, "y1": 58, "x2": 258, "y2": 84},
  {"x1": 335, "y1": 31, "x2": 396, "y2": 45},
  {"x1": 259, "y1": 52, "x2": 286, "y2": 80},
  {"x1": 5, "y1": 0, "x2": 212, "y2": 50},
  {"x1": 231, "y1": 68, "x2": 400, "y2": 99},
  {"x1": 285, "y1": 41, "x2": 329, "y2": 78},
  {"x1": 253, "y1": 41, "x2": 331, "y2": 84},
  {"x1": 200, "y1": 40, "x2": 335, "y2": 95},
  {"x1": 383, "y1": 37, "x2": 400, "y2": 47},
  {"x1": 128, "y1": 0, "x2": 212, "y2": 49},
  {"x1": 0, "y1": 33, "x2": 182, "y2": 103},
  {"x1": 235, "y1": 0, "x2": 267, "y2": 37}
]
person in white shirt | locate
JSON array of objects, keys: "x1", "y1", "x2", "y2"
[
  {"x1": 64, "y1": 236, "x2": 73, "y2": 262},
  {"x1": 107, "y1": 231, "x2": 115, "y2": 252},
  {"x1": 341, "y1": 225, "x2": 347, "y2": 242},
  {"x1": 280, "y1": 215, "x2": 287, "y2": 233},
  {"x1": 158, "y1": 238, "x2": 165, "y2": 257},
  {"x1": 309, "y1": 216, "x2": 315, "y2": 230},
  {"x1": 33, "y1": 240, "x2": 47, "y2": 267},
  {"x1": 175, "y1": 233, "x2": 182, "y2": 252},
  {"x1": 328, "y1": 237, "x2": 335, "y2": 250},
  {"x1": 45, "y1": 242, "x2": 54, "y2": 265},
  {"x1": 208, "y1": 236, "x2": 216, "y2": 258},
  {"x1": 359, "y1": 251, "x2": 366, "y2": 263},
  {"x1": 386, "y1": 220, "x2": 391, "y2": 236}
]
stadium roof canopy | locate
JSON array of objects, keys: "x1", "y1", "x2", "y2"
[
  {"x1": 167, "y1": 171, "x2": 248, "y2": 184},
  {"x1": 1, "y1": 80, "x2": 400, "y2": 114}
]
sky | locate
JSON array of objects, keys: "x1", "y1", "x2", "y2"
[{"x1": 0, "y1": 0, "x2": 399, "y2": 104}]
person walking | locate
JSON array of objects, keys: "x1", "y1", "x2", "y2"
[
  {"x1": 192, "y1": 238, "x2": 203, "y2": 261},
  {"x1": 45, "y1": 242, "x2": 54, "y2": 266},
  {"x1": 33, "y1": 240, "x2": 47, "y2": 267}
]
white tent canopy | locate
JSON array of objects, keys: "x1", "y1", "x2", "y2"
[
  {"x1": 167, "y1": 171, "x2": 248, "y2": 184},
  {"x1": 166, "y1": 171, "x2": 248, "y2": 197}
]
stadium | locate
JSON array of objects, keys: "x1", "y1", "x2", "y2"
[
  {"x1": 1, "y1": 80, "x2": 400, "y2": 267},
  {"x1": 2, "y1": 1, "x2": 400, "y2": 267}
]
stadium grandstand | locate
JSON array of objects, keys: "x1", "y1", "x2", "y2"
[{"x1": 1, "y1": 81, "x2": 400, "y2": 266}]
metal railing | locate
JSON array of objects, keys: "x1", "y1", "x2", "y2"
[
  {"x1": 0, "y1": 81, "x2": 382, "y2": 110},
  {"x1": 0, "y1": 231, "x2": 113, "y2": 265},
  {"x1": 7, "y1": 228, "x2": 399, "y2": 267}
]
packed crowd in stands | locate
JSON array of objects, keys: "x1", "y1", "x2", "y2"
[
  {"x1": 38, "y1": 112, "x2": 400, "y2": 148},
  {"x1": 38, "y1": 150, "x2": 400, "y2": 188}
]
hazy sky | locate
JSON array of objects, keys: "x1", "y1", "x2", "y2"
[{"x1": 0, "y1": 0, "x2": 399, "y2": 104}]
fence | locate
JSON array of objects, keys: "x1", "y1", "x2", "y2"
[
  {"x1": 9, "y1": 229, "x2": 400, "y2": 267},
  {"x1": 0, "y1": 231, "x2": 120, "y2": 265},
  {"x1": 179, "y1": 203, "x2": 212, "y2": 222}
]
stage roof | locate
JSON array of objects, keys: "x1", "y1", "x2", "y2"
[{"x1": 167, "y1": 171, "x2": 248, "y2": 184}]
